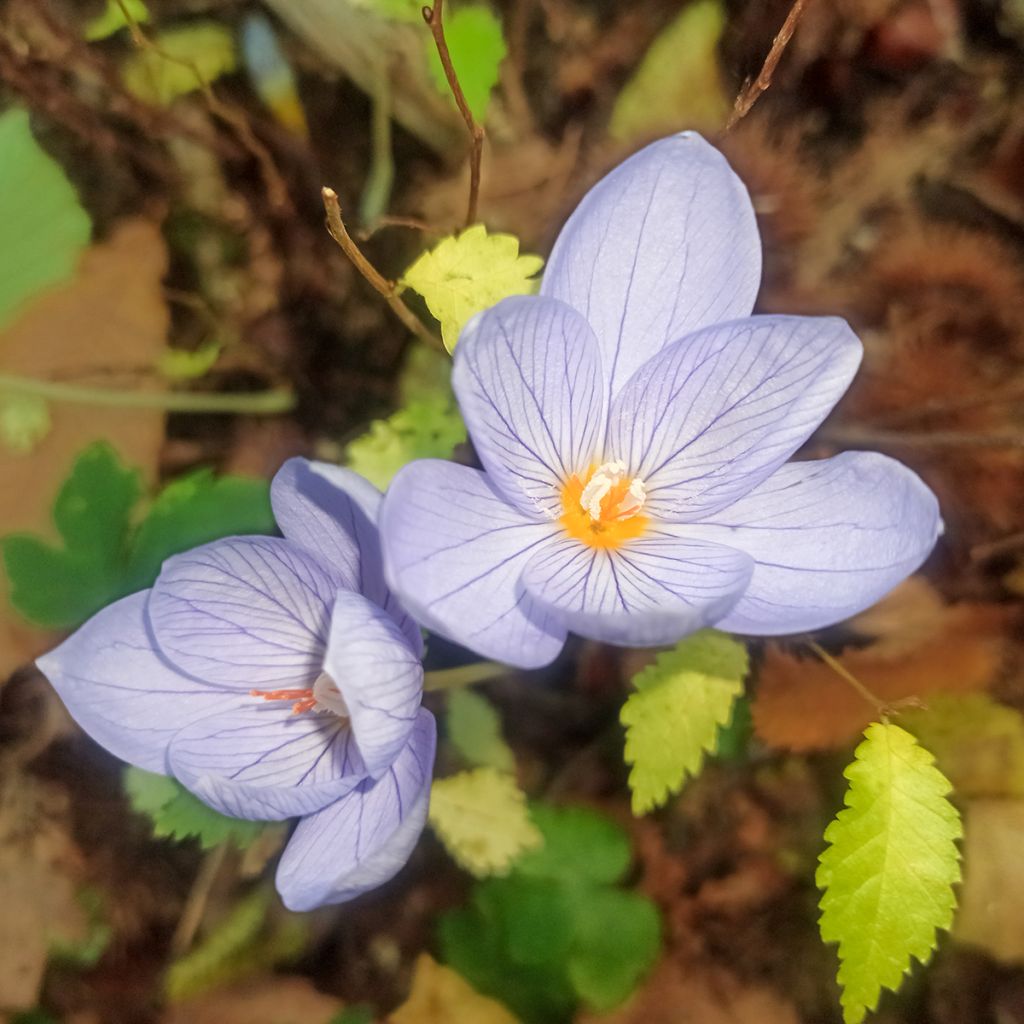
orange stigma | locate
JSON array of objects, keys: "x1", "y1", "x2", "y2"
[
  {"x1": 249, "y1": 687, "x2": 318, "y2": 715},
  {"x1": 559, "y1": 462, "x2": 648, "y2": 550}
]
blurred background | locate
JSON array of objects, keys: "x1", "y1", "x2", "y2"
[{"x1": 1, "y1": 0, "x2": 1024, "y2": 1021}]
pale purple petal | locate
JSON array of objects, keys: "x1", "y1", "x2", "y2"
[
  {"x1": 685, "y1": 452, "x2": 942, "y2": 635},
  {"x1": 322, "y1": 590, "x2": 423, "y2": 779},
  {"x1": 609, "y1": 316, "x2": 862, "y2": 522},
  {"x1": 167, "y1": 701, "x2": 365, "y2": 820},
  {"x1": 275, "y1": 709, "x2": 436, "y2": 911},
  {"x1": 453, "y1": 296, "x2": 605, "y2": 516},
  {"x1": 541, "y1": 132, "x2": 761, "y2": 405},
  {"x1": 380, "y1": 461, "x2": 566, "y2": 669},
  {"x1": 148, "y1": 536, "x2": 340, "y2": 689},
  {"x1": 521, "y1": 531, "x2": 753, "y2": 647},
  {"x1": 271, "y1": 458, "x2": 421, "y2": 655},
  {"x1": 36, "y1": 592, "x2": 245, "y2": 774}
]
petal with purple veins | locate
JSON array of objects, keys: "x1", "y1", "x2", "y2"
[
  {"x1": 271, "y1": 458, "x2": 420, "y2": 653},
  {"x1": 608, "y1": 315, "x2": 862, "y2": 522},
  {"x1": 321, "y1": 589, "x2": 424, "y2": 779},
  {"x1": 275, "y1": 709, "x2": 436, "y2": 911},
  {"x1": 168, "y1": 700, "x2": 366, "y2": 820},
  {"x1": 685, "y1": 452, "x2": 942, "y2": 635},
  {"x1": 380, "y1": 461, "x2": 566, "y2": 669},
  {"x1": 454, "y1": 296, "x2": 605, "y2": 517},
  {"x1": 541, "y1": 132, "x2": 762, "y2": 404},
  {"x1": 36, "y1": 591, "x2": 245, "y2": 774},
  {"x1": 148, "y1": 536, "x2": 340, "y2": 689},
  {"x1": 521, "y1": 531, "x2": 753, "y2": 648}
]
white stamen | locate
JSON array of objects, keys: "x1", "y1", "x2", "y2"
[
  {"x1": 312, "y1": 671, "x2": 351, "y2": 718},
  {"x1": 579, "y1": 461, "x2": 647, "y2": 522}
]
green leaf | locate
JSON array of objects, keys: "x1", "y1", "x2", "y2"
[
  {"x1": 817, "y1": 723, "x2": 963, "y2": 1024},
  {"x1": 122, "y1": 22, "x2": 237, "y2": 105},
  {"x1": 126, "y1": 469, "x2": 274, "y2": 591},
  {"x1": 565, "y1": 887, "x2": 660, "y2": 1012},
  {"x1": 0, "y1": 108, "x2": 91, "y2": 329},
  {"x1": 447, "y1": 689, "x2": 514, "y2": 771},
  {"x1": 426, "y1": 6, "x2": 506, "y2": 121},
  {"x1": 621, "y1": 630, "x2": 748, "y2": 814},
  {"x1": 609, "y1": 0, "x2": 730, "y2": 142},
  {"x1": 125, "y1": 767, "x2": 266, "y2": 850},
  {"x1": 401, "y1": 225, "x2": 543, "y2": 351},
  {"x1": 344, "y1": 395, "x2": 466, "y2": 490},
  {"x1": 85, "y1": 0, "x2": 150, "y2": 40},
  {"x1": 0, "y1": 392, "x2": 51, "y2": 454},
  {"x1": 157, "y1": 341, "x2": 222, "y2": 381},
  {"x1": 330, "y1": 1008, "x2": 376, "y2": 1024},
  {"x1": 430, "y1": 767, "x2": 543, "y2": 877},
  {"x1": 515, "y1": 804, "x2": 631, "y2": 886}
]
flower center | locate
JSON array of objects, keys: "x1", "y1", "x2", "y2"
[
  {"x1": 249, "y1": 672, "x2": 349, "y2": 717},
  {"x1": 559, "y1": 461, "x2": 649, "y2": 550}
]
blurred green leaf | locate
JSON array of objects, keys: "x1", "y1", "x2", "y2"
[
  {"x1": 330, "y1": 1008, "x2": 376, "y2": 1024},
  {"x1": 426, "y1": 6, "x2": 506, "y2": 121},
  {"x1": 157, "y1": 342, "x2": 222, "y2": 381},
  {"x1": 345, "y1": 395, "x2": 465, "y2": 490},
  {"x1": 515, "y1": 804, "x2": 631, "y2": 886},
  {"x1": 85, "y1": 0, "x2": 150, "y2": 41},
  {"x1": 447, "y1": 689, "x2": 515, "y2": 771},
  {"x1": 0, "y1": 392, "x2": 51, "y2": 454},
  {"x1": 0, "y1": 108, "x2": 91, "y2": 329},
  {"x1": 610, "y1": 0, "x2": 730, "y2": 142},
  {"x1": 122, "y1": 21, "x2": 237, "y2": 105},
  {"x1": 125, "y1": 767, "x2": 266, "y2": 850}
]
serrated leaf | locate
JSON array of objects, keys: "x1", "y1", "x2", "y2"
[
  {"x1": 621, "y1": 630, "x2": 748, "y2": 814},
  {"x1": 902, "y1": 694, "x2": 1024, "y2": 798},
  {"x1": 429, "y1": 768, "x2": 542, "y2": 877},
  {"x1": 401, "y1": 225, "x2": 543, "y2": 351},
  {"x1": 0, "y1": 108, "x2": 91, "y2": 329},
  {"x1": 447, "y1": 689, "x2": 514, "y2": 771},
  {"x1": 125, "y1": 469, "x2": 274, "y2": 591},
  {"x1": 344, "y1": 395, "x2": 466, "y2": 490},
  {"x1": 426, "y1": 6, "x2": 506, "y2": 122},
  {"x1": 85, "y1": 0, "x2": 150, "y2": 40},
  {"x1": 0, "y1": 392, "x2": 51, "y2": 454},
  {"x1": 515, "y1": 804, "x2": 631, "y2": 886},
  {"x1": 609, "y1": 0, "x2": 730, "y2": 142},
  {"x1": 122, "y1": 22, "x2": 237, "y2": 105},
  {"x1": 157, "y1": 341, "x2": 221, "y2": 381},
  {"x1": 124, "y1": 767, "x2": 265, "y2": 850},
  {"x1": 565, "y1": 887, "x2": 660, "y2": 1011},
  {"x1": 817, "y1": 723, "x2": 962, "y2": 1024}
]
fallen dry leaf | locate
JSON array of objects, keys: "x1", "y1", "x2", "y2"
[
  {"x1": 0, "y1": 219, "x2": 167, "y2": 680},
  {"x1": 161, "y1": 975, "x2": 343, "y2": 1024},
  {"x1": 577, "y1": 960, "x2": 799, "y2": 1024},
  {"x1": 752, "y1": 587, "x2": 1009, "y2": 752},
  {"x1": 389, "y1": 953, "x2": 520, "y2": 1024}
]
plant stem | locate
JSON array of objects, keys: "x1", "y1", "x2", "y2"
[
  {"x1": 0, "y1": 373, "x2": 295, "y2": 414},
  {"x1": 321, "y1": 187, "x2": 445, "y2": 353},
  {"x1": 171, "y1": 841, "x2": 230, "y2": 957},
  {"x1": 808, "y1": 641, "x2": 888, "y2": 719},
  {"x1": 424, "y1": 661, "x2": 508, "y2": 692},
  {"x1": 423, "y1": 0, "x2": 485, "y2": 226}
]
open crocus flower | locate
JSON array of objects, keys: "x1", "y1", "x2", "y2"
[
  {"x1": 381, "y1": 132, "x2": 941, "y2": 669},
  {"x1": 37, "y1": 458, "x2": 434, "y2": 911}
]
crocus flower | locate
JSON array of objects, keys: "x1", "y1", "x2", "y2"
[
  {"x1": 381, "y1": 132, "x2": 940, "y2": 669},
  {"x1": 38, "y1": 459, "x2": 434, "y2": 911}
]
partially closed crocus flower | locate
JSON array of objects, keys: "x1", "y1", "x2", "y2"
[
  {"x1": 38, "y1": 459, "x2": 434, "y2": 911},
  {"x1": 381, "y1": 132, "x2": 940, "y2": 669}
]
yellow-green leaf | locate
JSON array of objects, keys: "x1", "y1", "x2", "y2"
[
  {"x1": 122, "y1": 22, "x2": 237, "y2": 106},
  {"x1": 0, "y1": 392, "x2": 51, "y2": 454},
  {"x1": 85, "y1": 0, "x2": 150, "y2": 41},
  {"x1": 902, "y1": 694, "x2": 1024, "y2": 798},
  {"x1": 157, "y1": 342, "x2": 222, "y2": 381},
  {"x1": 609, "y1": 0, "x2": 730, "y2": 142},
  {"x1": 401, "y1": 225, "x2": 543, "y2": 351},
  {"x1": 429, "y1": 767, "x2": 542, "y2": 878},
  {"x1": 817, "y1": 723, "x2": 962, "y2": 1024},
  {"x1": 447, "y1": 689, "x2": 515, "y2": 772},
  {"x1": 621, "y1": 630, "x2": 747, "y2": 815}
]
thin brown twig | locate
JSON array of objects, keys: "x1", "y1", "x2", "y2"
[
  {"x1": 321, "y1": 188, "x2": 445, "y2": 353},
  {"x1": 807, "y1": 642, "x2": 889, "y2": 719},
  {"x1": 114, "y1": 0, "x2": 290, "y2": 213},
  {"x1": 423, "y1": 0, "x2": 486, "y2": 226},
  {"x1": 356, "y1": 215, "x2": 444, "y2": 241},
  {"x1": 171, "y1": 841, "x2": 230, "y2": 956},
  {"x1": 727, "y1": 0, "x2": 814, "y2": 131}
]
